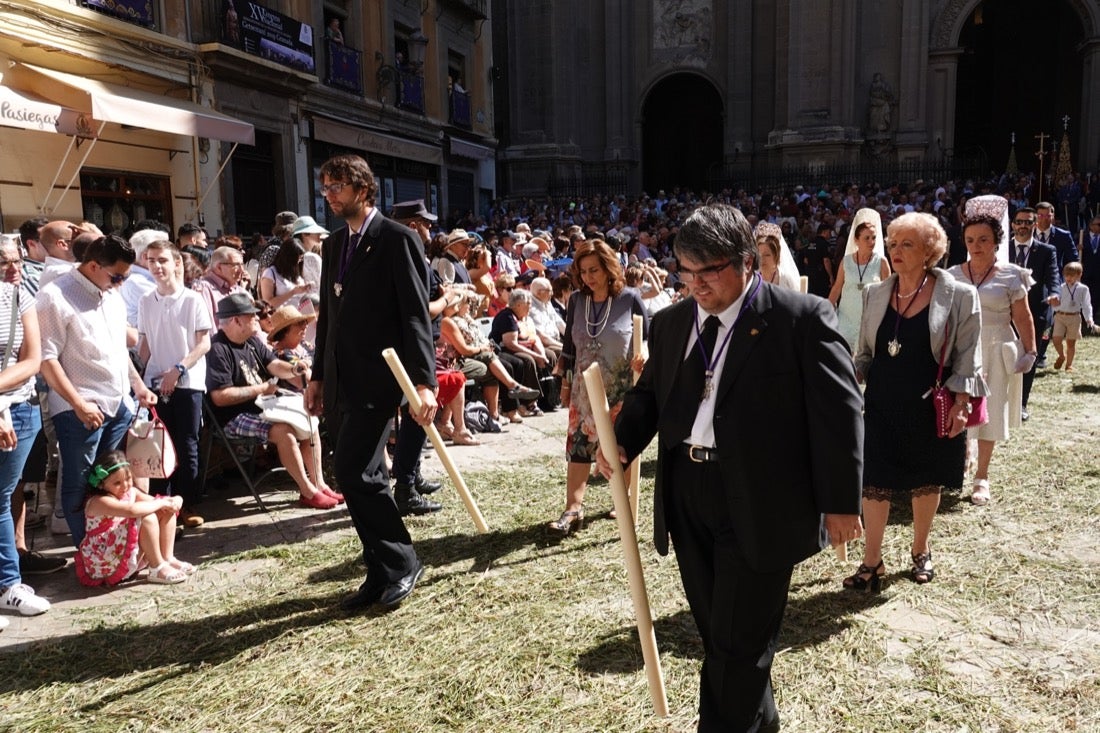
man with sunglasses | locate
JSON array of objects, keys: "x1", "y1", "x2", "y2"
[
  {"x1": 604, "y1": 203, "x2": 863, "y2": 733},
  {"x1": 36, "y1": 234, "x2": 157, "y2": 545},
  {"x1": 1010, "y1": 208, "x2": 1059, "y2": 412}
]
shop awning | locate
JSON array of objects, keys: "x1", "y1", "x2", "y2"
[
  {"x1": 312, "y1": 115, "x2": 442, "y2": 166},
  {"x1": 4, "y1": 63, "x2": 254, "y2": 145},
  {"x1": 0, "y1": 83, "x2": 93, "y2": 136}
]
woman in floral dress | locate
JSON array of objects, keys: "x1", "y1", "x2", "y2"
[{"x1": 548, "y1": 240, "x2": 648, "y2": 535}]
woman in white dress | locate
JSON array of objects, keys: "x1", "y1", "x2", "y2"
[
  {"x1": 828, "y1": 208, "x2": 891, "y2": 351},
  {"x1": 947, "y1": 195, "x2": 1037, "y2": 505},
  {"x1": 753, "y1": 222, "x2": 801, "y2": 291}
]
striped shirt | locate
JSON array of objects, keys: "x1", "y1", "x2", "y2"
[{"x1": 0, "y1": 282, "x2": 36, "y2": 404}]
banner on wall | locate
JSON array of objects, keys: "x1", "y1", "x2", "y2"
[
  {"x1": 82, "y1": 0, "x2": 155, "y2": 28},
  {"x1": 222, "y1": 1, "x2": 315, "y2": 74}
]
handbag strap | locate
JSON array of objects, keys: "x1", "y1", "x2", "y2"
[
  {"x1": 2, "y1": 287, "x2": 19, "y2": 372},
  {"x1": 934, "y1": 321, "x2": 950, "y2": 387}
]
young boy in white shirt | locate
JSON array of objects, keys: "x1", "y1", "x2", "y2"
[{"x1": 1051, "y1": 261, "x2": 1096, "y2": 372}]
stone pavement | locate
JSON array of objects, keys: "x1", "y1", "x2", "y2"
[{"x1": 0, "y1": 408, "x2": 569, "y2": 651}]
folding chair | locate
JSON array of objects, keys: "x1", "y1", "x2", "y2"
[{"x1": 199, "y1": 397, "x2": 285, "y2": 512}]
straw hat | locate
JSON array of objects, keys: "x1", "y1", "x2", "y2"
[{"x1": 267, "y1": 304, "x2": 317, "y2": 337}]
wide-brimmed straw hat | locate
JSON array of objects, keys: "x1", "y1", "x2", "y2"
[{"x1": 267, "y1": 304, "x2": 317, "y2": 337}]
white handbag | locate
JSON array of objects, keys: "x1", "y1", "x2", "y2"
[
  {"x1": 255, "y1": 391, "x2": 316, "y2": 441},
  {"x1": 126, "y1": 407, "x2": 178, "y2": 479}
]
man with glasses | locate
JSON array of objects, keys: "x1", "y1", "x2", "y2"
[
  {"x1": 194, "y1": 246, "x2": 249, "y2": 331},
  {"x1": 1010, "y1": 208, "x2": 1059, "y2": 409},
  {"x1": 307, "y1": 154, "x2": 438, "y2": 613},
  {"x1": 36, "y1": 234, "x2": 157, "y2": 544},
  {"x1": 604, "y1": 203, "x2": 863, "y2": 733}
]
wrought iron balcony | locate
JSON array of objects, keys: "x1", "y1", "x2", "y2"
[
  {"x1": 450, "y1": 88, "x2": 471, "y2": 129},
  {"x1": 324, "y1": 39, "x2": 363, "y2": 96},
  {"x1": 437, "y1": 0, "x2": 488, "y2": 20}
]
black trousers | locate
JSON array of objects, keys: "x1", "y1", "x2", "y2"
[
  {"x1": 149, "y1": 388, "x2": 203, "y2": 506},
  {"x1": 332, "y1": 407, "x2": 418, "y2": 585},
  {"x1": 1022, "y1": 315, "x2": 1050, "y2": 407},
  {"x1": 667, "y1": 452, "x2": 791, "y2": 733}
]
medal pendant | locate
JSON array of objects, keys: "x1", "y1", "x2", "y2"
[
  {"x1": 887, "y1": 339, "x2": 901, "y2": 357},
  {"x1": 701, "y1": 373, "x2": 714, "y2": 401},
  {"x1": 334, "y1": 283, "x2": 343, "y2": 297},
  {"x1": 857, "y1": 282, "x2": 864, "y2": 290}
]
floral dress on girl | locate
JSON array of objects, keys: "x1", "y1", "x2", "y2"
[{"x1": 75, "y1": 487, "x2": 144, "y2": 586}]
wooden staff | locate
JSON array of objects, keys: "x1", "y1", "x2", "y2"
[
  {"x1": 582, "y1": 363, "x2": 669, "y2": 717},
  {"x1": 628, "y1": 313, "x2": 644, "y2": 525},
  {"x1": 799, "y1": 275, "x2": 809, "y2": 294},
  {"x1": 382, "y1": 348, "x2": 490, "y2": 534}
]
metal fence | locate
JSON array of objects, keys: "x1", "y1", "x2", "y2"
[{"x1": 546, "y1": 166, "x2": 630, "y2": 200}]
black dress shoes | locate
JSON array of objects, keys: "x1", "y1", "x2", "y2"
[
  {"x1": 395, "y1": 483, "x2": 442, "y2": 515},
  {"x1": 376, "y1": 562, "x2": 424, "y2": 610},
  {"x1": 413, "y1": 474, "x2": 443, "y2": 495},
  {"x1": 340, "y1": 579, "x2": 384, "y2": 612}
]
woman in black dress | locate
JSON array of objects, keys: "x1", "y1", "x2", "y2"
[{"x1": 847, "y1": 212, "x2": 987, "y2": 589}]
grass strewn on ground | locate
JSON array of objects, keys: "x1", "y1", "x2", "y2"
[{"x1": 1, "y1": 339, "x2": 1098, "y2": 732}]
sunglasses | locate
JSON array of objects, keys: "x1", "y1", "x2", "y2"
[
  {"x1": 108, "y1": 272, "x2": 130, "y2": 284},
  {"x1": 500, "y1": 286, "x2": 514, "y2": 292},
  {"x1": 1013, "y1": 219, "x2": 1035, "y2": 225}
]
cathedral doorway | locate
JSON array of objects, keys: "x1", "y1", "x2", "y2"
[
  {"x1": 641, "y1": 73, "x2": 723, "y2": 195},
  {"x1": 954, "y1": 0, "x2": 1084, "y2": 176}
]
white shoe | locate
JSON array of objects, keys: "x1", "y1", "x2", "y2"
[
  {"x1": 0, "y1": 583, "x2": 51, "y2": 616},
  {"x1": 0, "y1": 614, "x2": 8, "y2": 630},
  {"x1": 50, "y1": 513, "x2": 70, "y2": 536}
]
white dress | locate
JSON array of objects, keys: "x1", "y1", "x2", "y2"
[
  {"x1": 837, "y1": 251, "x2": 886, "y2": 350},
  {"x1": 948, "y1": 263, "x2": 1032, "y2": 442}
]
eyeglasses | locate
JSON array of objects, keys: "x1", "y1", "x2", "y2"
[
  {"x1": 500, "y1": 286, "x2": 514, "y2": 292},
  {"x1": 1013, "y1": 219, "x2": 1036, "y2": 226},
  {"x1": 219, "y1": 260, "x2": 245, "y2": 268},
  {"x1": 679, "y1": 260, "x2": 733, "y2": 283},
  {"x1": 108, "y1": 272, "x2": 130, "y2": 284},
  {"x1": 0, "y1": 258, "x2": 23, "y2": 267},
  {"x1": 320, "y1": 182, "x2": 348, "y2": 195},
  {"x1": 258, "y1": 309, "x2": 274, "y2": 318}
]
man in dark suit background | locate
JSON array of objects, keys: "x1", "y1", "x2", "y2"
[
  {"x1": 1034, "y1": 201, "x2": 1078, "y2": 277},
  {"x1": 1010, "y1": 208, "x2": 1060, "y2": 413},
  {"x1": 1079, "y1": 215, "x2": 1100, "y2": 317},
  {"x1": 305, "y1": 154, "x2": 438, "y2": 612},
  {"x1": 605, "y1": 204, "x2": 864, "y2": 732}
]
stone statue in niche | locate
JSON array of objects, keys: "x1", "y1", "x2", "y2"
[
  {"x1": 867, "y1": 73, "x2": 896, "y2": 136},
  {"x1": 653, "y1": 0, "x2": 712, "y2": 62}
]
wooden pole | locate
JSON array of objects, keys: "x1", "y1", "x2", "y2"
[
  {"x1": 382, "y1": 348, "x2": 490, "y2": 533},
  {"x1": 799, "y1": 275, "x2": 809, "y2": 294},
  {"x1": 628, "y1": 314, "x2": 644, "y2": 526},
  {"x1": 582, "y1": 363, "x2": 669, "y2": 717}
]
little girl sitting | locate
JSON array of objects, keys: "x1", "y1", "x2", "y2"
[{"x1": 75, "y1": 451, "x2": 196, "y2": 586}]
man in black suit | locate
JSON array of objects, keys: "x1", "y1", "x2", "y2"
[
  {"x1": 1079, "y1": 216, "x2": 1100, "y2": 317},
  {"x1": 1010, "y1": 208, "x2": 1060, "y2": 413},
  {"x1": 1034, "y1": 201, "x2": 1078, "y2": 276},
  {"x1": 305, "y1": 155, "x2": 438, "y2": 612},
  {"x1": 605, "y1": 204, "x2": 864, "y2": 732}
]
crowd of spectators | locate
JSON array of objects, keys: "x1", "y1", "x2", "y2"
[{"x1": 2, "y1": 165, "x2": 1097, "y2": 622}]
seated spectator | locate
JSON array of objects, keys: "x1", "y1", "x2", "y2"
[
  {"x1": 489, "y1": 272, "x2": 515, "y2": 317},
  {"x1": 439, "y1": 292, "x2": 539, "y2": 425},
  {"x1": 205, "y1": 293, "x2": 340, "y2": 510},
  {"x1": 267, "y1": 305, "x2": 315, "y2": 392},
  {"x1": 490, "y1": 288, "x2": 553, "y2": 418},
  {"x1": 464, "y1": 244, "x2": 496, "y2": 316},
  {"x1": 259, "y1": 239, "x2": 313, "y2": 310},
  {"x1": 527, "y1": 276, "x2": 565, "y2": 354},
  {"x1": 551, "y1": 273, "x2": 574, "y2": 321},
  {"x1": 192, "y1": 246, "x2": 249, "y2": 331}
]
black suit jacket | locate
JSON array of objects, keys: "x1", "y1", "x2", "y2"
[
  {"x1": 1019, "y1": 241, "x2": 1059, "y2": 326},
  {"x1": 1080, "y1": 230, "x2": 1100, "y2": 290},
  {"x1": 1038, "y1": 226, "x2": 1078, "y2": 276},
  {"x1": 614, "y1": 282, "x2": 864, "y2": 573},
  {"x1": 313, "y1": 211, "x2": 437, "y2": 413}
]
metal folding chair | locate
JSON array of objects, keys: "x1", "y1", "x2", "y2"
[{"x1": 199, "y1": 398, "x2": 285, "y2": 512}]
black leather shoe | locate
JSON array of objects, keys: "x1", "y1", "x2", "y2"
[
  {"x1": 414, "y1": 474, "x2": 443, "y2": 495},
  {"x1": 341, "y1": 579, "x2": 384, "y2": 612},
  {"x1": 507, "y1": 384, "x2": 540, "y2": 401},
  {"x1": 394, "y1": 483, "x2": 442, "y2": 516},
  {"x1": 376, "y1": 562, "x2": 424, "y2": 610}
]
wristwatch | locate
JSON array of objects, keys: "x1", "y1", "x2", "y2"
[{"x1": 174, "y1": 363, "x2": 187, "y2": 376}]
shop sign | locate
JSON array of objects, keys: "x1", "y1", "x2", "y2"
[
  {"x1": 0, "y1": 85, "x2": 95, "y2": 137},
  {"x1": 82, "y1": 0, "x2": 155, "y2": 28}
]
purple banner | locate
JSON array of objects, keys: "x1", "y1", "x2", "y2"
[
  {"x1": 324, "y1": 40, "x2": 362, "y2": 95},
  {"x1": 221, "y1": 0, "x2": 315, "y2": 74},
  {"x1": 82, "y1": 0, "x2": 154, "y2": 27}
]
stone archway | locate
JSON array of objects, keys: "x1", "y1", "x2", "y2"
[
  {"x1": 641, "y1": 73, "x2": 723, "y2": 195},
  {"x1": 930, "y1": 0, "x2": 1100, "y2": 172}
]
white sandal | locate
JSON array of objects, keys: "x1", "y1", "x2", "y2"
[
  {"x1": 148, "y1": 562, "x2": 188, "y2": 584},
  {"x1": 971, "y1": 479, "x2": 991, "y2": 506}
]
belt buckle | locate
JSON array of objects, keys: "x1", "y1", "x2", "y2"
[{"x1": 687, "y1": 444, "x2": 706, "y2": 463}]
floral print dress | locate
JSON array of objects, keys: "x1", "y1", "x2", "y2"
[{"x1": 76, "y1": 488, "x2": 144, "y2": 586}]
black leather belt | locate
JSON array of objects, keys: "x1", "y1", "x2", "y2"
[
  {"x1": 678, "y1": 444, "x2": 720, "y2": 463},
  {"x1": 1054, "y1": 311, "x2": 1079, "y2": 315}
]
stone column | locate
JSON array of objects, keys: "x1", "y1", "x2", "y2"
[
  {"x1": 1079, "y1": 38, "x2": 1100, "y2": 170},
  {"x1": 926, "y1": 47, "x2": 961, "y2": 162}
]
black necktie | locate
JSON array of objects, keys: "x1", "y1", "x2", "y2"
[
  {"x1": 338, "y1": 232, "x2": 361, "y2": 284},
  {"x1": 684, "y1": 315, "x2": 721, "y2": 402},
  {"x1": 1017, "y1": 245, "x2": 1027, "y2": 266},
  {"x1": 1037, "y1": 231, "x2": 1047, "y2": 244}
]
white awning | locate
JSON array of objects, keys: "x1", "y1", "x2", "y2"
[
  {"x1": 0, "y1": 82, "x2": 93, "y2": 137},
  {"x1": 4, "y1": 63, "x2": 255, "y2": 145}
]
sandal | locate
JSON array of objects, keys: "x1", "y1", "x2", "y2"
[
  {"x1": 148, "y1": 562, "x2": 188, "y2": 585},
  {"x1": 435, "y1": 423, "x2": 454, "y2": 441},
  {"x1": 971, "y1": 479, "x2": 991, "y2": 506},
  {"x1": 505, "y1": 411, "x2": 523, "y2": 424},
  {"x1": 168, "y1": 558, "x2": 197, "y2": 576},
  {"x1": 547, "y1": 509, "x2": 584, "y2": 536},
  {"x1": 911, "y1": 551, "x2": 935, "y2": 584},
  {"x1": 843, "y1": 560, "x2": 885, "y2": 593},
  {"x1": 451, "y1": 430, "x2": 481, "y2": 446}
]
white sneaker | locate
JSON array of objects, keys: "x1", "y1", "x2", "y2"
[
  {"x1": 50, "y1": 513, "x2": 70, "y2": 536},
  {"x1": 0, "y1": 583, "x2": 51, "y2": 616},
  {"x1": 0, "y1": 614, "x2": 8, "y2": 630}
]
